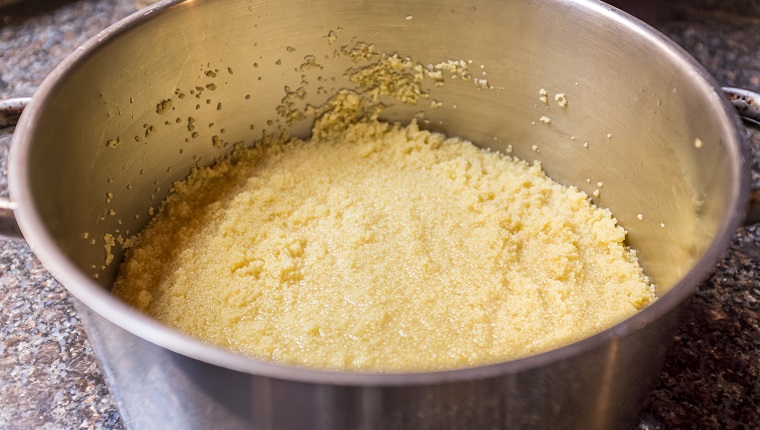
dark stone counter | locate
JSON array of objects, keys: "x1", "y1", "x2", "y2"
[{"x1": 1, "y1": 1, "x2": 758, "y2": 428}]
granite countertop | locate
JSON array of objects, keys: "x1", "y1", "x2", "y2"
[{"x1": 1, "y1": 1, "x2": 759, "y2": 429}]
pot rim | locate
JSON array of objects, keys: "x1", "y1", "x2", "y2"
[{"x1": 8, "y1": 0, "x2": 750, "y2": 386}]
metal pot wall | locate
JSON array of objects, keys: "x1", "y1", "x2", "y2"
[{"x1": 0, "y1": 0, "x2": 755, "y2": 428}]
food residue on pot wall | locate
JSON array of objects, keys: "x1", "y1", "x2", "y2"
[
  {"x1": 113, "y1": 90, "x2": 656, "y2": 371},
  {"x1": 89, "y1": 26, "x2": 660, "y2": 371}
]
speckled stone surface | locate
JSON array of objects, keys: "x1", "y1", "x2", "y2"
[
  {"x1": 1, "y1": 2, "x2": 136, "y2": 429},
  {"x1": 1, "y1": 1, "x2": 759, "y2": 429}
]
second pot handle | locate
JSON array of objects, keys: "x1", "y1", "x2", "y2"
[
  {"x1": 0, "y1": 97, "x2": 29, "y2": 238},
  {"x1": 2, "y1": 90, "x2": 760, "y2": 236},
  {"x1": 0, "y1": 97, "x2": 30, "y2": 128},
  {"x1": 724, "y1": 87, "x2": 760, "y2": 225},
  {"x1": 725, "y1": 87, "x2": 760, "y2": 126}
]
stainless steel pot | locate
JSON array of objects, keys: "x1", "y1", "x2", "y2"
[{"x1": 0, "y1": 0, "x2": 756, "y2": 428}]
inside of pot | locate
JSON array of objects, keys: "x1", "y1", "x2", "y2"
[{"x1": 21, "y1": 0, "x2": 741, "y2": 352}]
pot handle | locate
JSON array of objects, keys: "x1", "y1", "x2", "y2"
[
  {"x1": 724, "y1": 87, "x2": 760, "y2": 225},
  {"x1": 725, "y1": 87, "x2": 760, "y2": 126},
  {"x1": 2, "y1": 90, "x2": 760, "y2": 237},
  {"x1": 0, "y1": 97, "x2": 29, "y2": 238}
]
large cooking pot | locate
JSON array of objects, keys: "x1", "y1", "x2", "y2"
[{"x1": 1, "y1": 0, "x2": 757, "y2": 428}]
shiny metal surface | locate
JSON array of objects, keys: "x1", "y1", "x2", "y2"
[{"x1": 5, "y1": 0, "x2": 749, "y2": 428}]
